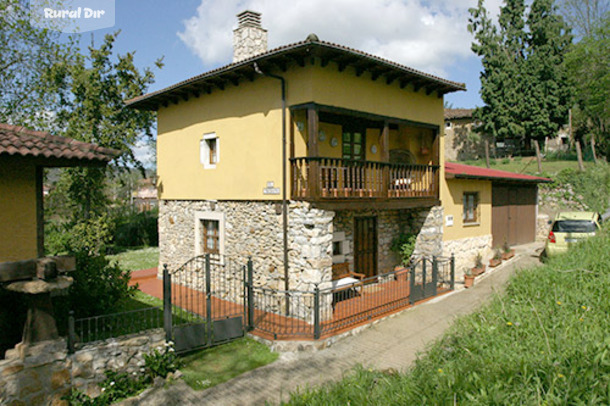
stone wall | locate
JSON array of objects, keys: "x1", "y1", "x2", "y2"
[
  {"x1": 442, "y1": 234, "x2": 493, "y2": 281},
  {"x1": 537, "y1": 213, "x2": 552, "y2": 242},
  {"x1": 332, "y1": 206, "x2": 444, "y2": 274},
  {"x1": 0, "y1": 330, "x2": 165, "y2": 405}
]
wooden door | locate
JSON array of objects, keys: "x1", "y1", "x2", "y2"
[{"x1": 354, "y1": 216, "x2": 377, "y2": 278}]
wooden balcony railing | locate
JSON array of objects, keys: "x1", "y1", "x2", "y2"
[{"x1": 290, "y1": 157, "x2": 439, "y2": 200}]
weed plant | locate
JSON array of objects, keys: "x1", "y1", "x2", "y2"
[{"x1": 288, "y1": 227, "x2": 610, "y2": 404}]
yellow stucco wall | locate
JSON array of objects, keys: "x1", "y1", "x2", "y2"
[
  {"x1": 441, "y1": 178, "x2": 492, "y2": 241},
  {"x1": 157, "y1": 60, "x2": 444, "y2": 201},
  {"x1": 0, "y1": 158, "x2": 38, "y2": 262}
]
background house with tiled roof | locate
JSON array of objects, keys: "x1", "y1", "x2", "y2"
[
  {"x1": 0, "y1": 123, "x2": 118, "y2": 261},
  {"x1": 443, "y1": 108, "x2": 486, "y2": 161}
]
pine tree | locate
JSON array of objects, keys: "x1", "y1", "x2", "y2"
[{"x1": 469, "y1": 0, "x2": 572, "y2": 151}]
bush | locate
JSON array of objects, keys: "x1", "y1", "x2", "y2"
[
  {"x1": 390, "y1": 233, "x2": 417, "y2": 266},
  {"x1": 111, "y1": 208, "x2": 158, "y2": 248}
]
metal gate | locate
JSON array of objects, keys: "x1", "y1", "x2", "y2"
[
  {"x1": 409, "y1": 256, "x2": 454, "y2": 303},
  {"x1": 163, "y1": 254, "x2": 246, "y2": 353}
]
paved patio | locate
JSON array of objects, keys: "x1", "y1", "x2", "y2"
[{"x1": 127, "y1": 242, "x2": 543, "y2": 405}]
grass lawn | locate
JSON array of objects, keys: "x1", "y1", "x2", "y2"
[
  {"x1": 180, "y1": 338, "x2": 279, "y2": 391},
  {"x1": 108, "y1": 246, "x2": 159, "y2": 272},
  {"x1": 287, "y1": 227, "x2": 610, "y2": 404},
  {"x1": 457, "y1": 157, "x2": 595, "y2": 176}
]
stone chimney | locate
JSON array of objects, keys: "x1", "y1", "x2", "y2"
[{"x1": 233, "y1": 10, "x2": 267, "y2": 63}]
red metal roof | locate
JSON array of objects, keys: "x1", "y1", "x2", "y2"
[
  {"x1": 0, "y1": 123, "x2": 119, "y2": 164},
  {"x1": 445, "y1": 162, "x2": 551, "y2": 183}
]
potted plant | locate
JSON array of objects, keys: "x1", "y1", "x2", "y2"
[
  {"x1": 391, "y1": 233, "x2": 417, "y2": 269},
  {"x1": 501, "y1": 240, "x2": 515, "y2": 260},
  {"x1": 464, "y1": 268, "x2": 475, "y2": 288},
  {"x1": 472, "y1": 252, "x2": 486, "y2": 276},
  {"x1": 489, "y1": 249, "x2": 503, "y2": 267}
]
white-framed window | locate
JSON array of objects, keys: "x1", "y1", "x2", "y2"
[
  {"x1": 195, "y1": 211, "x2": 225, "y2": 258},
  {"x1": 463, "y1": 192, "x2": 479, "y2": 225},
  {"x1": 332, "y1": 231, "x2": 349, "y2": 264},
  {"x1": 200, "y1": 132, "x2": 219, "y2": 169}
]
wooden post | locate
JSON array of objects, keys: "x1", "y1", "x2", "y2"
[
  {"x1": 533, "y1": 140, "x2": 542, "y2": 173},
  {"x1": 307, "y1": 107, "x2": 319, "y2": 198},
  {"x1": 381, "y1": 121, "x2": 390, "y2": 197},
  {"x1": 576, "y1": 141, "x2": 585, "y2": 172},
  {"x1": 484, "y1": 140, "x2": 490, "y2": 168},
  {"x1": 591, "y1": 137, "x2": 598, "y2": 163}
]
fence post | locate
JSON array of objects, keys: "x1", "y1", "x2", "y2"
[
  {"x1": 432, "y1": 256, "x2": 438, "y2": 296},
  {"x1": 422, "y1": 257, "x2": 427, "y2": 289},
  {"x1": 313, "y1": 284, "x2": 321, "y2": 340},
  {"x1": 68, "y1": 310, "x2": 75, "y2": 354},
  {"x1": 409, "y1": 263, "x2": 415, "y2": 305},
  {"x1": 163, "y1": 264, "x2": 172, "y2": 342},
  {"x1": 247, "y1": 257, "x2": 254, "y2": 332},
  {"x1": 205, "y1": 254, "x2": 212, "y2": 346},
  {"x1": 450, "y1": 253, "x2": 455, "y2": 290}
]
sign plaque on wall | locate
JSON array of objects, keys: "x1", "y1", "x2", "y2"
[{"x1": 263, "y1": 181, "x2": 280, "y2": 195}]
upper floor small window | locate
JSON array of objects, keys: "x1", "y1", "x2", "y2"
[
  {"x1": 463, "y1": 192, "x2": 479, "y2": 224},
  {"x1": 200, "y1": 133, "x2": 219, "y2": 169},
  {"x1": 445, "y1": 121, "x2": 452, "y2": 129}
]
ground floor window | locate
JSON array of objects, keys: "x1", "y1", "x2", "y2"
[
  {"x1": 195, "y1": 211, "x2": 225, "y2": 257},
  {"x1": 463, "y1": 192, "x2": 479, "y2": 224}
]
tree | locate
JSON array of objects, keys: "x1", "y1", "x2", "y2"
[
  {"x1": 469, "y1": 0, "x2": 572, "y2": 150},
  {"x1": 564, "y1": 16, "x2": 610, "y2": 157},
  {"x1": 0, "y1": 0, "x2": 73, "y2": 129},
  {"x1": 48, "y1": 32, "x2": 163, "y2": 220},
  {"x1": 560, "y1": 0, "x2": 609, "y2": 38}
]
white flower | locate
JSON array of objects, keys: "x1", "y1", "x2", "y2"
[
  {"x1": 101, "y1": 388, "x2": 106, "y2": 392},
  {"x1": 110, "y1": 381, "x2": 115, "y2": 386},
  {"x1": 169, "y1": 348, "x2": 175, "y2": 353}
]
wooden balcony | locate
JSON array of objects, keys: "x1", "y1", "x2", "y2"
[{"x1": 291, "y1": 157, "x2": 440, "y2": 209}]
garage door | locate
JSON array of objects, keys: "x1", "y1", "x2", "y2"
[{"x1": 492, "y1": 184, "x2": 537, "y2": 246}]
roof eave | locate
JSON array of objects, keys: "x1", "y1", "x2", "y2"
[
  {"x1": 126, "y1": 40, "x2": 466, "y2": 111},
  {"x1": 446, "y1": 173, "x2": 552, "y2": 184}
]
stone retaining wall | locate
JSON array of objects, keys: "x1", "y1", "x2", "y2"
[
  {"x1": 442, "y1": 234, "x2": 493, "y2": 281},
  {"x1": 0, "y1": 330, "x2": 165, "y2": 405}
]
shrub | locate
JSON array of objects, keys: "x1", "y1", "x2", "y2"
[
  {"x1": 143, "y1": 341, "x2": 179, "y2": 379},
  {"x1": 390, "y1": 233, "x2": 417, "y2": 266},
  {"x1": 111, "y1": 208, "x2": 158, "y2": 248},
  {"x1": 543, "y1": 163, "x2": 610, "y2": 213}
]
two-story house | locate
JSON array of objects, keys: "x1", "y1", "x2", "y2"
[{"x1": 127, "y1": 11, "x2": 468, "y2": 293}]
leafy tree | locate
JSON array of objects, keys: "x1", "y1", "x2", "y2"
[
  {"x1": 563, "y1": 11, "x2": 609, "y2": 157},
  {"x1": 469, "y1": 0, "x2": 572, "y2": 150},
  {"x1": 560, "y1": 0, "x2": 609, "y2": 38},
  {"x1": 0, "y1": 0, "x2": 73, "y2": 129},
  {"x1": 48, "y1": 32, "x2": 162, "y2": 220}
]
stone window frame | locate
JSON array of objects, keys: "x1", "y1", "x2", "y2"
[
  {"x1": 332, "y1": 231, "x2": 349, "y2": 264},
  {"x1": 462, "y1": 192, "x2": 480, "y2": 225},
  {"x1": 195, "y1": 211, "x2": 225, "y2": 260},
  {"x1": 200, "y1": 132, "x2": 219, "y2": 169}
]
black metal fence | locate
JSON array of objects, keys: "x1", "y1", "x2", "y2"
[
  {"x1": 245, "y1": 255, "x2": 454, "y2": 340},
  {"x1": 68, "y1": 306, "x2": 163, "y2": 352},
  {"x1": 68, "y1": 254, "x2": 454, "y2": 350}
]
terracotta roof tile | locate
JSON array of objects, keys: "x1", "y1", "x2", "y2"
[
  {"x1": 444, "y1": 108, "x2": 474, "y2": 120},
  {"x1": 0, "y1": 123, "x2": 119, "y2": 163}
]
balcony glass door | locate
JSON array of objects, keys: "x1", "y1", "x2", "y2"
[{"x1": 342, "y1": 126, "x2": 366, "y2": 190}]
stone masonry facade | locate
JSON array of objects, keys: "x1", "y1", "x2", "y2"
[
  {"x1": 160, "y1": 200, "x2": 444, "y2": 287},
  {"x1": 443, "y1": 234, "x2": 493, "y2": 281}
]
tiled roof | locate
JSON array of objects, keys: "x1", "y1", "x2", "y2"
[
  {"x1": 445, "y1": 162, "x2": 552, "y2": 183},
  {"x1": 126, "y1": 38, "x2": 466, "y2": 110},
  {"x1": 444, "y1": 108, "x2": 474, "y2": 120},
  {"x1": 0, "y1": 123, "x2": 119, "y2": 164}
]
